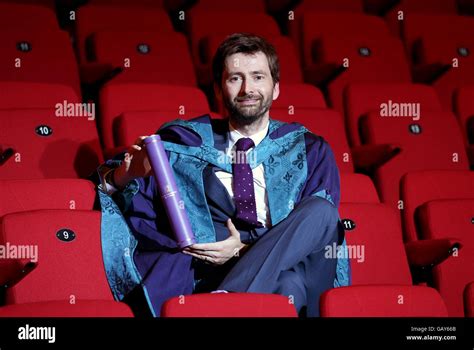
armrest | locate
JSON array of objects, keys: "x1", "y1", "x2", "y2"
[
  {"x1": 0, "y1": 259, "x2": 37, "y2": 288},
  {"x1": 405, "y1": 238, "x2": 462, "y2": 269},
  {"x1": 351, "y1": 144, "x2": 401, "y2": 173},
  {"x1": 79, "y1": 63, "x2": 122, "y2": 85}
]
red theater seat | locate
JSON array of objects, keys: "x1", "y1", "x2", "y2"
[
  {"x1": 340, "y1": 173, "x2": 380, "y2": 203},
  {"x1": 403, "y1": 14, "x2": 474, "y2": 109},
  {"x1": 75, "y1": 5, "x2": 174, "y2": 63},
  {"x1": 0, "y1": 82, "x2": 80, "y2": 110},
  {"x1": 361, "y1": 111, "x2": 468, "y2": 208},
  {"x1": 321, "y1": 199, "x2": 448, "y2": 317},
  {"x1": 0, "y1": 30, "x2": 81, "y2": 98},
  {"x1": 161, "y1": 293, "x2": 297, "y2": 317},
  {"x1": 0, "y1": 2, "x2": 58, "y2": 30},
  {"x1": 401, "y1": 170, "x2": 474, "y2": 242},
  {"x1": 345, "y1": 83, "x2": 443, "y2": 146},
  {"x1": 115, "y1": 111, "x2": 222, "y2": 147},
  {"x1": 0, "y1": 300, "x2": 133, "y2": 317},
  {"x1": 0, "y1": 179, "x2": 96, "y2": 217},
  {"x1": 0, "y1": 109, "x2": 103, "y2": 179},
  {"x1": 417, "y1": 199, "x2": 474, "y2": 316},
  {"x1": 185, "y1": 11, "x2": 281, "y2": 86},
  {"x1": 321, "y1": 285, "x2": 448, "y2": 317},
  {"x1": 271, "y1": 108, "x2": 354, "y2": 173},
  {"x1": 385, "y1": 0, "x2": 458, "y2": 35},
  {"x1": 99, "y1": 83, "x2": 211, "y2": 149},
  {"x1": 88, "y1": 31, "x2": 196, "y2": 86},
  {"x1": 291, "y1": 13, "x2": 391, "y2": 69},
  {"x1": 0, "y1": 210, "x2": 114, "y2": 305}
]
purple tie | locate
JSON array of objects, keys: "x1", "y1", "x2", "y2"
[{"x1": 232, "y1": 138, "x2": 262, "y2": 228}]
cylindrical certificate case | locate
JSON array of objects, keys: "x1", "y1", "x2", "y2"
[{"x1": 144, "y1": 135, "x2": 196, "y2": 248}]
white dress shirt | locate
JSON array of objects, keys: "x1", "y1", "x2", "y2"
[{"x1": 215, "y1": 122, "x2": 271, "y2": 228}]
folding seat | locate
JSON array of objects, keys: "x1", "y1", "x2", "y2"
[
  {"x1": 0, "y1": 2, "x2": 59, "y2": 30},
  {"x1": 188, "y1": 0, "x2": 266, "y2": 13},
  {"x1": 0, "y1": 82, "x2": 80, "y2": 110},
  {"x1": 454, "y1": 85, "x2": 474, "y2": 164},
  {"x1": 270, "y1": 108, "x2": 354, "y2": 173},
  {"x1": 402, "y1": 14, "x2": 474, "y2": 108},
  {"x1": 339, "y1": 173, "x2": 379, "y2": 204},
  {"x1": 289, "y1": 12, "x2": 391, "y2": 69},
  {"x1": 400, "y1": 170, "x2": 474, "y2": 243},
  {"x1": 323, "y1": 35, "x2": 411, "y2": 112},
  {"x1": 185, "y1": 11, "x2": 281, "y2": 86},
  {"x1": 99, "y1": 83, "x2": 211, "y2": 149},
  {"x1": 115, "y1": 111, "x2": 222, "y2": 148},
  {"x1": 87, "y1": 31, "x2": 196, "y2": 86},
  {"x1": 75, "y1": 5, "x2": 174, "y2": 63},
  {"x1": 0, "y1": 109, "x2": 103, "y2": 179},
  {"x1": 415, "y1": 198, "x2": 474, "y2": 316},
  {"x1": 360, "y1": 110, "x2": 468, "y2": 208},
  {"x1": 0, "y1": 300, "x2": 133, "y2": 317},
  {"x1": 320, "y1": 183, "x2": 449, "y2": 316},
  {"x1": 0, "y1": 210, "x2": 114, "y2": 305},
  {"x1": 321, "y1": 285, "x2": 448, "y2": 317},
  {"x1": 0, "y1": 179, "x2": 96, "y2": 217},
  {"x1": 385, "y1": 0, "x2": 458, "y2": 35},
  {"x1": 345, "y1": 83, "x2": 443, "y2": 146},
  {"x1": 0, "y1": 30, "x2": 81, "y2": 98},
  {"x1": 161, "y1": 293, "x2": 297, "y2": 317}
]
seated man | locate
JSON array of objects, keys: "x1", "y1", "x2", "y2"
[{"x1": 95, "y1": 33, "x2": 350, "y2": 317}]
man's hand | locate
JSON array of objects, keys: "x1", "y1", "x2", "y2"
[
  {"x1": 113, "y1": 136, "x2": 152, "y2": 189},
  {"x1": 183, "y1": 219, "x2": 247, "y2": 265}
]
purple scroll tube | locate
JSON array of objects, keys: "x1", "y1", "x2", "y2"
[{"x1": 144, "y1": 135, "x2": 196, "y2": 248}]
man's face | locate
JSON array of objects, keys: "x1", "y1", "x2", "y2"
[{"x1": 220, "y1": 51, "x2": 279, "y2": 125}]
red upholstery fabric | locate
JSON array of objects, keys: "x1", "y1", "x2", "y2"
[
  {"x1": 0, "y1": 30, "x2": 81, "y2": 97},
  {"x1": 0, "y1": 210, "x2": 114, "y2": 304},
  {"x1": 320, "y1": 285, "x2": 448, "y2": 317},
  {"x1": 345, "y1": 83, "x2": 442, "y2": 146},
  {"x1": 99, "y1": 83, "x2": 210, "y2": 148},
  {"x1": 361, "y1": 111, "x2": 468, "y2": 208},
  {"x1": 0, "y1": 300, "x2": 133, "y2": 317},
  {"x1": 454, "y1": 85, "x2": 474, "y2": 145},
  {"x1": 340, "y1": 173, "x2": 380, "y2": 204},
  {"x1": 0, "y1": 109, "x2": 103, "y2": 179},
  {"x1": 90, "y1": 31, "x2": 196, "y2": 86},
  {"x1": 339, "y1": 203, "x2": 412, "y2": 285},
  {"x1": 75, "y1": 5, "x2": 173, "y2": 62},
  {"x1": 0, "y1": 179, "x2": 96, "y2": 216},
  {"x1": 401, "y1": 170, "x2": 474, "y2": 242},
  {"x1": 162, "y1": 293, "x2": 297, "y2": 317},
  {"x1": 417, "y1": 199, "x2": 474, "y2": 316},
  {"x1": 0, "y1": 2, "x2": 58, "y2": 30},
  {"x1": 0, "y1": 82, "x2": 80, "y2": 110}
]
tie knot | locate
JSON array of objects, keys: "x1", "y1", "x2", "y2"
[{"x1": 234, "y1": 137, "x2": 254, "y2": 152}]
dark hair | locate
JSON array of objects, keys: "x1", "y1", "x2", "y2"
[{"x1": 212, "y1": 33, "x2": 280, "y2": 89}]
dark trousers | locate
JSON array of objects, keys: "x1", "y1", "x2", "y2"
[{"x1": 216, "y1": 196, "x2": 341, "y2": 317}]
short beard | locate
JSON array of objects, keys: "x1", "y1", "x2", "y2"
[{"x1": 224, "y1": 94, "x2": 272, "y2": 126}]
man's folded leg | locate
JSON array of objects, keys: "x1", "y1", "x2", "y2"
[{"x1": 218, "y1": 196, "x2": 341, "y2": 316}]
